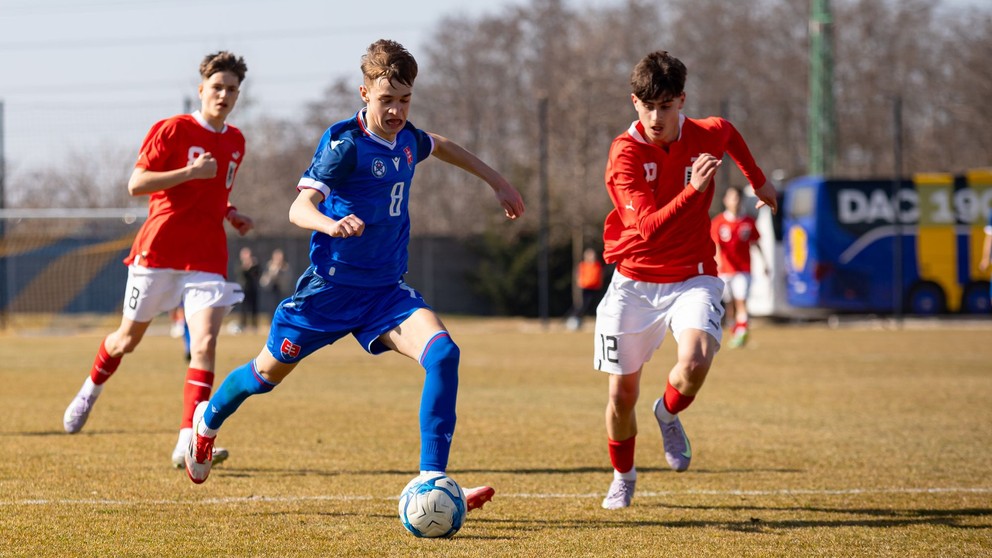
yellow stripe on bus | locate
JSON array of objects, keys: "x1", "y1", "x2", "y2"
[{"x1": 914, "y1": 173, "x2": 960, "y2": 311}]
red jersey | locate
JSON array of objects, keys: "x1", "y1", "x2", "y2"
[
  {"x1": 711, "y1": 212, "x2": 760, "y2": 274},
  {"x1": 124, "y1": 112, "x2": 245, "y2": 277},
  {"x1": 602, "y1": 115, "x2": 766, "y2": 283}
]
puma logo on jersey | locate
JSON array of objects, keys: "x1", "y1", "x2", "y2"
[{"x1": 330, "y1": 140, "x2": 344, "y2": 150}]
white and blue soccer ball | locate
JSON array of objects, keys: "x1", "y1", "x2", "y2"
[{"x1": 397, "y1": 472, "x2": 467, "y2": 538}]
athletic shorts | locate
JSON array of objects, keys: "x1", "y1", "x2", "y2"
[
  {"x1": 122, "y1": 264, "x2": 244, "y2": 323},
  {"x1": 719, "y1": 272, "x2": 752, "y2": 302},
  {"x1": 265, "y1": 267, "x2": 431, "y2": 364},
  {"x1": 593, "y1": 270, "x2": 724, "y2": 375}
]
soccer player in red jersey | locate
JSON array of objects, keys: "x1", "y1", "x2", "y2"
[
  {"x1": 62, "y1": 51, "x2": 254, "y2": 469},
  {"x1": 711, "y1": 185, "x2": 769, "y2": 348},
  {"x1": 594, "y1": 51, "x2": 777, "y2": 509}
]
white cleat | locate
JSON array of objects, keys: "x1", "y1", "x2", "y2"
[
  {"x1": 172, "y1": 428, "x2": 229, "y2": 468},
  {"x1": 63, "y1": 390, "x2": 100, "y2": 434},
  {"x1": 601, "y1": 478, "x2": 635, "y2": 509},
  {"x1": 184, "y1": 402, "x2": 215, "y2": 484},
  {"x1": 653, "y1": 398, "x2": 692, "y2": 472}
]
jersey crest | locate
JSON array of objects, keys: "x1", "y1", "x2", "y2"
[{"x1": 372, "y1": 158, "x2": 388, "y2": 178}]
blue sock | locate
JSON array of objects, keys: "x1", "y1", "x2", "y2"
[
  {"x1": 418, "y1": 332, "x2": 459, "y2": 472},
  {"x1": 202, "y1": 360, "x2": 275, "y2": 431}
]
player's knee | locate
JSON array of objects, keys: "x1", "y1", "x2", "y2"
[
  {"x1": 420, "y1": 333, "x2": 460, "y2": 372},
  {"x1": 112, "y1": 334, "x2": 141, "y2": 355}
]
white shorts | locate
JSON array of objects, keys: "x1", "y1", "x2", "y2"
[
  {"x1": 122, "y1": 264, "x2": 244, "y2": 323},
  {"x1": 593, "y1": 270, "x2": 724, "y2": 375},
  {"x1": 719, "y1": 272, "x2": 752, "y2": 302}
]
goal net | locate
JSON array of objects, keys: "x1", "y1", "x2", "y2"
[{"x1": 0, "y1": 208, "x2": 146, "y2": 333}]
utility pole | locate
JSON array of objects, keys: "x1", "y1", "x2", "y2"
[
  {"x1": 809, "y1": 0, "x2": 836, "y2": 176},
  {"x1": 537, "y1": 96, "x2": 550, "y2": 327}
]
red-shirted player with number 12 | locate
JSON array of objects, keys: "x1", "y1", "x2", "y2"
[
  {"x1": 594, "y1": 50, "x2": 777, "y2": 509},
  {"x1": 62, "y1": 51, "x2": 254, "y2": 469}
]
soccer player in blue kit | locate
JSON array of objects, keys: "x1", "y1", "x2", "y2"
[{"x1": 184, "y1": 40, "x2": 524, "y2": 512}]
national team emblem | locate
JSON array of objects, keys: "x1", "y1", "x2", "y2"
[
  {"x1": 371, "y1": 158, "x2": 387, "y2": 178},
  {"x1": 280, "y1": 338, "x2": 301, "y2": 359},
  {"x1": 403, "y1": 146, "x2": 413, "y2": 168}
]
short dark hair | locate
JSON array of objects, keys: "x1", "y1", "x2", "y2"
[
  {"x1": 361, "y1": 39, "x2": 418, "y2": 88},
  {"x1": 200, "y1": 51, "x2": 247, "y2": 83},
  {"x1": 630, "y1": 51, "x2": 686, "y2": 102}
]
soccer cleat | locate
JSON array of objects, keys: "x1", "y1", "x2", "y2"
[
  {"x1": 172, "y1": 429, "x2": 229, "y2": 468},
  {"x1": 653, "y1": 398, "x2": 692, "y2": 472},
  {"x1": 465, "y1": 486, "x2": 495, "y2": 511},
  {"x1": 185, "y1": 402, "x2": 215, "y2": 484},
  {"x1": 729, "y1": 328, "x2": 748, "y2": 348},
  {"x1": 63, "y1": 390, "x2": 100, "y2": 434},
  {"x1": 601, "y1": 478, "x2": 635, "y2": 510}
]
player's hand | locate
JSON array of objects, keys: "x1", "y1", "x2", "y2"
[
  {"x1": 981, "y1": 257, "x2": 990, "y2": 272},
  {"x1": 329, "y1": 214, "x2": 365, "y2": 238},
  {"x1": 494, "y1": 181, "x2": 525, "y2": 220},
  {"x1": 189, "y1": 152, "x2": 218, "y2": 179},
  {"x1": 227, "y1": 211, "x2": 254, "y2": 236},
  {"x1": 754, "y1": 181, "x2": 779, "y2": 214},
  {"x1": 689, "y1": 153, "x2": 721, "y2": 192}
]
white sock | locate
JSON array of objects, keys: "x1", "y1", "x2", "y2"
[
  {"x1": 176, "y1": 428, "x2": 192, "y2": 446},
  {"x1": 197, "y1": 421, "x2": 218, "y2": 438},
  {"x1": 655, "y1": 400, "x2": 677, "y2": 424},
  {"x1": 419, "y1": 470, "x2": 444, "y2": 477},
  {"x1": 80, "y1": 377, "x2": 103, "y2": 398},
  {"x1": 614, "y1": 467, "x2": 637, "y2": 481}
]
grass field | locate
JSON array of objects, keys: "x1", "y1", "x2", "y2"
[{"x1": 1, "y1": 317, "x2": 991, "y2": 557}]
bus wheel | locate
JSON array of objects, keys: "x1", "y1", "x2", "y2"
[
  {"x1": 960, "y1": 281, "x2": 991, "y2": 314},
  {"x1": 905, "y1": 281, "x2": 946, "y2": 314}
]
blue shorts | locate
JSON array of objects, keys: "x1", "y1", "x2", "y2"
[{"x1": 266, "y1": 267, "x2": 431, "y2": 363}]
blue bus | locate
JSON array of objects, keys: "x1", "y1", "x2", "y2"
[{"x1": 782, "y1": 171, "x2": 992, "y2": 314}]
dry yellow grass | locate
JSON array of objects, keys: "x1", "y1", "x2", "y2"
[{"x1": 1, "y1": 317, "x2": 991, "y2": 557}]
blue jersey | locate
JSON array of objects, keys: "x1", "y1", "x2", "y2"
[{"x1": 297, "y1": 109, "x2": 435, "y2": 287}]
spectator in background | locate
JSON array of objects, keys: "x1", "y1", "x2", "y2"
[
  {"x1": 231, "y1": 246, "x2": 261, "y2": 334},
  {"x1": 259, "y1": 248, "x2": 293, "y2": 313},
  {"x1": 711, "y1": 185, "x2": 769, "y2": 348},
  {"x1": 566, "y1": 247, "x2": 604, "y2": 330}
]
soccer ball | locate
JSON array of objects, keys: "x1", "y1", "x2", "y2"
[{"x1": 397, "y1": 472, "x2": 467, "y2": 538}]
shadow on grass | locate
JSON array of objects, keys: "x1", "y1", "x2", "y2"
[
  {"x1": 632, "y1": 502, "x2": 992, "y2": 532},
  {"x1": 465, "y1": 509, "x2": 992, "y2": 535},
  {"x1": 1, "y1": 428, "x2": 169, "y2": 437},
  {"x1": 214, "y1": 465, "x2": 802, "y2": 479}
]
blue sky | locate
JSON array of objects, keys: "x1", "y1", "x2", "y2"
[{"x1": 0, "y1": 0, "x2": 544, "y2": 171}]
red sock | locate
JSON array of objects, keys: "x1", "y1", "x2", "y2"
[
  {"x1": 182, "y1": 368, "x2": 215, "y2": 429},
  {"x1": 664, "y1": 380, "x2": 695, "y2": 416},
  {"x1": 608, "y1": 436, "x2": 636, "y2": 473},
  {"x1": 89, "y1": 339, "x2": 122, "y2": 385}
]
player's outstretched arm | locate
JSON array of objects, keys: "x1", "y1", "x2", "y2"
[
  {"x1": 428, "y1": 133, "x2": 525, "y2": 220},
  {"x1": 289, "y1": 188, "x2": 365, "y2": 238}
]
